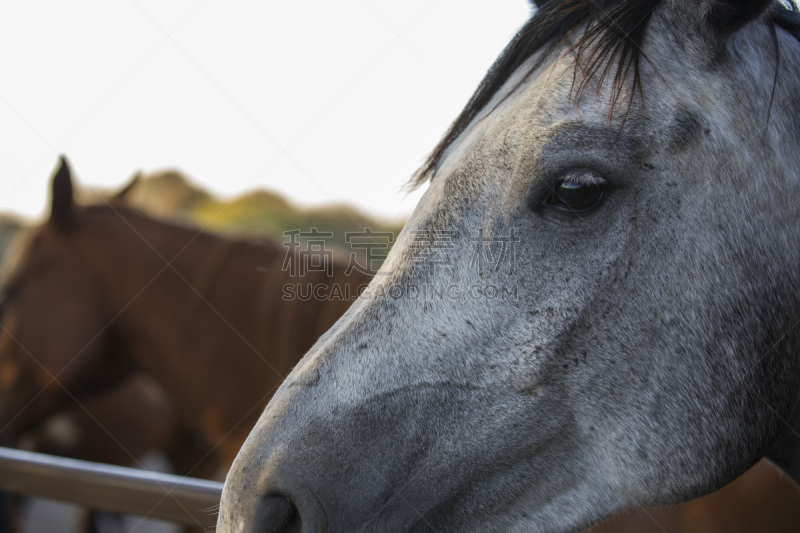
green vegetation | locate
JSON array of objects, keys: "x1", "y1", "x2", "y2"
[
  {"x1": 127, "y1": 170, "x2": 404, "y2": 255},
  {"x1": 0, "y1": 171, "x2": 404, "y2": 270}
]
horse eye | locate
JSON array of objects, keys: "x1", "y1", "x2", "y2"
[{"x1": 547, "y1": 176, "x2": 605, "y2": 213}]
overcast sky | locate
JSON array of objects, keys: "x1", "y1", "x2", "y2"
[{"x1": 0, "y1": 1, "x2": 530, "y2": 223}]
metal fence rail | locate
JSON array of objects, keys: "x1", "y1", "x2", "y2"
[{"x1": 0, "y1": 446, "x2": 222, "y2": 528}]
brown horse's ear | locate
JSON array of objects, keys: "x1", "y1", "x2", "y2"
[
  {"x1": 707, "y1": 0, "x2": 772, "y2": 34},
  {"x1": 112, "y1": 171, "x2": 142, "y2": 203},
  {"x1": 50, "y1": 155, "x2": 74, "y2": 229}
]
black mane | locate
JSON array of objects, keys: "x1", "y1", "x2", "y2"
[{"x1": 411, "y1": 0, "x2": 800, "y2": 187}]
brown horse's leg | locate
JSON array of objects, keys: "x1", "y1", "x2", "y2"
[
  {"x1": 17, "y1": 375, "x2": 179, "y2": 533},
  {"x1": 21, "y1": 374, "x2": 176, "y2": 466},
  {"x1": 0, "y1": 411, "x2": 20, "y2": 533},
  {"x1": 81, "y1": 509, "x2": 124, "y2": 533},
  {"x1": 0, "y1": 493, "x2": 20, "y2": 533}
]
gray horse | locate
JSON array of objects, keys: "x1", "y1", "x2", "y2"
[{"x1": 219, "y1": 0, "x2": 800, "y2": 531}]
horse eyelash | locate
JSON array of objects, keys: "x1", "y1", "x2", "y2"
[
  {"x1": 560, "y1": 168, "x2": 607, "y2": 186},
  {"x1": 528, "y1": 167, "x2": 614, "y2": 211}
]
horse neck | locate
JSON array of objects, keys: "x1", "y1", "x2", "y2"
[
  {"x1": 76, "y1": 209, "x2": 279, "y2": 358},
  {"x1": 75, "y1": 209, "x2": 373, "y2": 460}
]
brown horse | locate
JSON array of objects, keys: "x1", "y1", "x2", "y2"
[
  {"x1": 14, "y1": 374, "x2": 175, "y2": 466},
  {"x1": 0, "y1": 157, "x2": 372, "y2": 486}
]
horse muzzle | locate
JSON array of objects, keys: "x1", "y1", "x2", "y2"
[{"x1": 218, "y1": 376, "x2": 563, "y2": 533}]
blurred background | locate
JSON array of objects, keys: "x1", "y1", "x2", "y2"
[
  {"x1": 0, "y1": 0, "x2": 530, "y2": 226},
  {"x1": 0, "y1": 2, "x2": 531, "y2": 532},
  {"x1": 1, "y1": 2, "x2": 800, "y2": 533}
]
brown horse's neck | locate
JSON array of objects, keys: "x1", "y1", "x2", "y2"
[
  {"x1": 74, "y1": 206, "x2": 279, "y2": 345},
  {"x1": 72, "y1": 205, "x2": 371, "y2": 461}
]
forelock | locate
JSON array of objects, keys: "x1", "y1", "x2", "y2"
[{"x1": 410, "y1": 0, "x2": 800, "y2": 188}]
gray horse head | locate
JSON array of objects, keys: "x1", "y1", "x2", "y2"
[{"x1": 219, "y1": 0, "x2": 800, "y2": 531}]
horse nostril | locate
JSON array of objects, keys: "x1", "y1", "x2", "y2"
[{"x1": 258, "y1": 494, "x2": 301, "y2": 533}]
